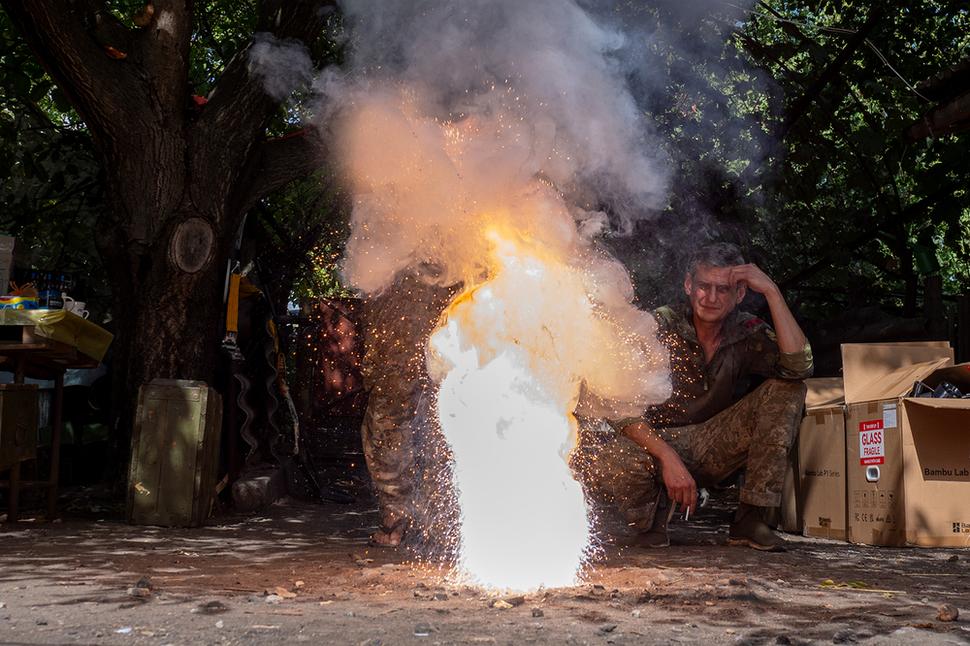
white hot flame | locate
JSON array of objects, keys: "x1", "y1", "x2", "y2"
[
  {"x1": 429, "y1": 235, "x2": 591, "y2": 590},
  {"x1": 428, "y1": 230, "x2": 669, "y2": 590}
]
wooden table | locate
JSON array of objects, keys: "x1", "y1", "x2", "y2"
[{"x1": 0, "y1": 310, "x2": 111, "y2": 522}]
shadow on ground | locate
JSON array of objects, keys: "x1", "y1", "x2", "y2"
[{"x1": 1, "y1": 488, "x2": 969, "y2": 645}]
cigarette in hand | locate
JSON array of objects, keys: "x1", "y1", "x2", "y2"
[{"x1": 684, "y1": 506, "x2": 690, "y2": 522}]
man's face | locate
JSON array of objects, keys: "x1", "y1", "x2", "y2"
[{"x1": 684, "y1": 264, "x2": 745, "y2": 325}]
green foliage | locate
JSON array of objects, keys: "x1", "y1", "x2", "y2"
[
  {"x1": 2, "y1": 0, "x2": 968, "y2": 329},
  {"x1": 615, "y1": 0, "x2": 970, "y2": 321},
  {"x1": 0, "y1": 3, "x2": 349, "y2": 310},
  {"x1": 253, "y1": 171, "x2": 352, "y2": 303},
  {"x1": 736, "y1": 1, "x2": 970, "y2": 317},
  {"x1": 0, "y1": 10, "x2": 104, "y2": 301}
]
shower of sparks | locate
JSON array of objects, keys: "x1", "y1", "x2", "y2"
[
  {"x1": 429, "y1": 230, "x2": 592, "y2": 590},
  {"x1": 338, "y1": 86, "x2": 672, "y2": 591}
]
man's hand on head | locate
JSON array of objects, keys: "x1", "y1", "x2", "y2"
[{"x1": 728, "y1": 264, "x2": 779, "y2": 297}]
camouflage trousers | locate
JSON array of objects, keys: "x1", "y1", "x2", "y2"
[
  {"x1": 573, "y1": 379, "x2": 807, "y2": 533},
  {"x1": 360, "y1": 384, "x2": 427, "y2": 529}
]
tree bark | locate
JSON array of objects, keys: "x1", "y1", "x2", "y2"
[{"x1": 1, "y1": 0, "x2": 336, "y2": 467}]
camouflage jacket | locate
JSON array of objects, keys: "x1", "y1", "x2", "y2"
[{"x1": 644, "y1": 302, "x2": 813, "y2": 428}]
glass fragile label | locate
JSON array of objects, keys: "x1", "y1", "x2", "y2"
[{"x1": 859, "y1": 420, "x2": 885, "y2": 465}]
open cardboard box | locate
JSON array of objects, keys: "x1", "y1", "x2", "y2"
[{"x1": 842, "y1": 342, "x2": 970, "y2": 547}]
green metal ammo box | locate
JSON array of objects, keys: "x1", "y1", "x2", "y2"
[
  {"x1": 127, "y1": 379, "x2": 222, "y2": 527},
  {"x1": 0, "y1": 384, "x2": 38, "y2": 471}
]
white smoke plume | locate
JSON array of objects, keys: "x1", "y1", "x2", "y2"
[
  {"x1": 321, "y1": 0, "x2": 671, "y2": 284},
  {"x1": 318, "y1": 0, "x2": 683, "y2": 414},
  {"x1": 248, "y1": 32, "x2": 315, "y2": 101}
]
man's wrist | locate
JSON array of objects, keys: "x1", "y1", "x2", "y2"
[
  {"x1": 763, "y1": 283, "x2": 783, "y2": 302},
  {"x1": 652, "y1": 444, "x2": 680, "y2": 465}
]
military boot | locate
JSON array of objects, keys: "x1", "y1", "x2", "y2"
[
  {"x1": 727, "y1": 503, "x2": 787, "y2": 552},
  {"x1": 627, "y1": 496, "x2": 671, "y2": 548}
]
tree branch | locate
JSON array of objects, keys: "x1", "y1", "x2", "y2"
[
  {"x1": 191, "y1": 0, "x2": 335, "y2": 222},
  {"x1": 0, "y1": 0, "x2": 147, "y2": 149},
  {"x1": 130, "y1": 0, "x2": 193, "y2": 123},
  {"x1": 907, "y1": 91, "x2": 970, "y2": 140},
  {"x1": 231, "y1": 128, "x2": 329, "y2": 219}
]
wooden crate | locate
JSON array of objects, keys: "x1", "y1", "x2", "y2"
[{"x1": 127, "y1": 379, "x2": 222, "y2": 527}]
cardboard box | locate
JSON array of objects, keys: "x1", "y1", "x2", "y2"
[
  {"x1": 841, "y1": 342, "x2": 969, "y2": 547},
  {"x1": 798, "y1": 378, "x2": 847, "y2": 540},
  {"x1": 778, "y1": 378, "x2": 844, "y2": 536},
  {"x1": 900, "y1": 363, "x2": 970, "y2": 547}
]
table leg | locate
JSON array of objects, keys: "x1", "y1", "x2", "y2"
[
  {"x1": 47, "y1": 371, "x2": 64, "y2": 520},
  {"x1": 7, "y1": 461, "x2": 19, "y2": 522},
  {"x1": 7, "y1": 357, "x2": 25, "y2": 522}
]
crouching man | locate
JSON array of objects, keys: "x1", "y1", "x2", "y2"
[{"x1": 578, "y1": 242, "x2": 812, "y2": 551}]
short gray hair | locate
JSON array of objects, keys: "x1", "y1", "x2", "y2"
[{"x1": 686, "y1": 242, "x2": 745, "y2": 277}]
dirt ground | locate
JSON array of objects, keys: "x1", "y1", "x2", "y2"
[{"x1": 2, "y1": 488, "x2": 969, "y2": 646}]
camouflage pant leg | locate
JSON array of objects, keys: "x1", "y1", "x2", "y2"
[
  {"x1": 664, "y1": 379, "x2": 807, "y2": 507},
  {"x1": 360, "y1": 387, "x2": 420, "y2": 527},
  {"x1": 571, "y1": 422, "x2": 663, "y2": 533}
]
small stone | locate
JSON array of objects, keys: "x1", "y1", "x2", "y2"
[
  {"x1": 491, "y1": 600, "x2": 513, "y2": 609},
  {"x1": 532, "y1": 608, "x2": 544, "y2": 618},
  {"x1": 631, "y1": 610, "x2": 641, "y2": 618},
  {"x1": 504, "y1": 596, "x2": 525, "y2": 607},
  {"x1": 599, "y1": 624, "x2": 617, "y2": 634},
  {"x1": 414, "y1": 622, "x2": 433, "y2": 637},
  {"x1": 832, "y1": 629, "x2": 856, "y2": 643},
  {"x1": 433, "y1": 593, "x2": 448, "y2": 601},
  {"x1": 776, "y1": 636, "x2": 792, "y2": 645},
  {"x1": 127, "y1": 587, "x2": 151, "y2": 598},
  {"x1": 115, "y1": 627, "x2": 133, "y2": 634},
  {"x1": 36, "y1": 620, "x2": 48, "y2": 625},
  {"x1": 215, "y1": 620, "x2": 224, "y2": 629},
  {"x1": 192, "y1": 600, "x2": 229, "y2": 614},
  {"x1": 272, "y1": 586, "x2": 297, "y2": 599},
  {"x1": 937, "y1": 603, "x2": 959, "y2": 622},
  {"x1": 947, "y1": 555, "x2": 959, "y2": 562},
  {"x1": 264, "y1": 595, "x2": 282, "y2": 604}
]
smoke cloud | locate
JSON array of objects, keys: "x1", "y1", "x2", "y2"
[
  {"x1": 248, "y1": 33, "x2": 315, "y2": 101},
  {"x1": 320, "y1": 0, "x2": 678, "y2": 287}
]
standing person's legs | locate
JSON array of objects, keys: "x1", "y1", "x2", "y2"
[{"x1": 361, "y1": 388, "x2": 418, "y2": 546}]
